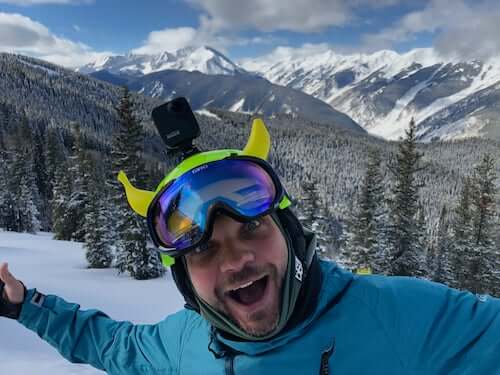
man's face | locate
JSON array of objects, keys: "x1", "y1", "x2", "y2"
[{"x1": 185, "y1": 214, "x2": 288, "y2": 337}]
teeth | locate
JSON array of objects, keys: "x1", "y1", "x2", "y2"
[{"x1": 231, "y1": 280, "x2": 256, "y2": 291}]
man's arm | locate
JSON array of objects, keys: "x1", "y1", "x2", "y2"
[
  {"x1": 1, "y1": 263, "x2": 184, "y2": 375},
  {"x1": 375, "y1": 277, "x2": 500, "y2": 373},
  {"x1": 17, "y1": 289, "x2": 182, "y2": 375}
]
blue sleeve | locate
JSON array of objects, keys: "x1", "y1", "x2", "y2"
[
  {"x1": 375, "y1": 277, "x2": 500, "y2": 373},
  {"x1": 18, "y1": 289, "x2": 188, "y2": 375}
]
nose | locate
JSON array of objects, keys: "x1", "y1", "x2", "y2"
[{"x1": 219, "y1": 241, "x2": 256, "y2": 274}]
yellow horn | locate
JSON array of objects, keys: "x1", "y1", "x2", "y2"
[
  {"x1": 117, "y1": 170, "x2": 156, "y2": 218},
  {"x1": 242, "y1": 118, "x2": 270, "y2": 160}
]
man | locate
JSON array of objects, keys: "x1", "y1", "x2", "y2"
[{"x1": 1, "y1": 119, "x2": 499, "y2": 374}]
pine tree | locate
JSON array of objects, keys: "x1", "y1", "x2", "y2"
[
  {"x1": 45, "y1": 126, "x2": 67, "y2": 201},
  {"x1": 298, "y1": 178, "x2": 329, "y2": 253},
  {"x1": 493, "y1": 230, "x2": 500, "y2": 297},
  {"x1": 415, "y1": 203, "x2": 429, "y2": 276},
  {"x1": 8, "y1": 116, "x2": 42, "y2": 233},
  {"x1": 31, "y1": 125, "x2": 49, "y2": 231},
  {"x1": 110, "y1": 87, "x2": 163, "y2": 280},
  {"x1": 52, "y1": 161, "x2": 75, "y2": 240},
  {"x1": 387, "y1": 119, "x2": 426, "y2": 277},
  {"x1": 0, "y1": 116, "x2": 12, "y2": 230},
  {"x1": 67, "y1": 124, "x2": 91, "y2": 242},
  {"x1": 467, "y1": 154, "x2": 497, "y2": 294},
  {"x1": 18, "y1": 171, "x2": 41, "y2": 233},
  {"x1": 432, "y1": 205, "x2": 454, "y2": 285},
  {"x1": 0, "y1": 152, "x2": 16, "y2": 231},
  {"x1": 450, "y1": 177, "x2": 474, "y2": 290},
  {"x1": 344, "y1": 149, "x2": 388, "y2": 273},
  {"x1": 83, "y1": 160, "x2": 113, "y2": 268}
]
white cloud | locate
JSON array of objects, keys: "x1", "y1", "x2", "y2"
[
  {"x1": 131, "y1": 23, "x2": 278, "y2": 55},
  {"x1": 0, "y1": 12, "x2": 110, "y2": 67},
  {"x1": 257, "y1": 44, "x2": 333, "y2": 61},
  {"x1": 0, "y1": 0, "x2": 93, "y2": 5},
  {"x1": 131, "y1": 27, "x2": 199, "y2": 54},
  {"x1": 185, "y1": 0, "x2": 401, "y2": 32},
  {"x1": 362, "y1": 0, "x2": 500, "y2": 60}
]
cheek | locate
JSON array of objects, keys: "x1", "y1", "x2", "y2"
[
  {"x1": 257, "y1": 233, "x2": 288, "y2": 275},
  {"x1": 186, "y1": 264, "x2": 217, "y2": 302}
]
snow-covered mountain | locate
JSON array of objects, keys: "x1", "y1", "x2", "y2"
[
  {"x1": 79, "y1": 46, "x2": 364, "y2": 132},
  {"x1": 240, "y1": 48, "x2": 500, "y2": 141},
  {"x1": 94, "y1": 68, "x2": 364, "y2": 133},
  {"x1": 78, "y1": 46, "x2": 248, "y2": 77}
]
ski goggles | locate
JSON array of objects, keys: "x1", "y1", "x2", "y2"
[{"x1": 147, "y1": 156, "x2": 289, "y2": 257}]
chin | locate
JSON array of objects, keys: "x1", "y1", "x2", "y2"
[{"x1": 238, "y1": 311, "x2": 280, "y2": 337}]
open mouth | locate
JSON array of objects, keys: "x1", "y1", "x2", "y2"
[{"x1": 226, "y1": 275, "x2": 269, "y2": 306}]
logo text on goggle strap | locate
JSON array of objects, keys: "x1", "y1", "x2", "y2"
[
  {"x1": 295, "y1": 256, "x2": 303, "y2": 282},
  {"x1": 167, "y1": 130, "x2": 181, "y2": 139},
  {"x1": 191, "y1": 165, "x2": 209, "y2": 174}
]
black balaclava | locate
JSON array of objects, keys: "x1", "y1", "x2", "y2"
[{"x1": 171, "y1": 207, "x2": 322, "y2": 341}]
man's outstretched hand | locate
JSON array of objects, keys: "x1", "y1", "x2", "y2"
[{"x1": 0, "y1": 263, "x2": 26, "y2": 319}]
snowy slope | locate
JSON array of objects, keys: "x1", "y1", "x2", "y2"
[{"x1": 0, "y1": 231, "x2": 184, "y2": 375}]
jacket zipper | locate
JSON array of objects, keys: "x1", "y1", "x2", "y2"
[
  {"x1": 319, "y1": 339, "x2": 335, "y2": 375},
  {"x1": 225, "y1": 353, "x2": 235, "y2": 375}
]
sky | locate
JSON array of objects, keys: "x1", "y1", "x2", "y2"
[{"x1": 1, "y1": 0, "x2": 500, "y2": 68}]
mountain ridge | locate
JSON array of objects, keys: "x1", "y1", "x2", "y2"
[{"x1": 240, "y1": 47, "x2": 500, "y2": 141}]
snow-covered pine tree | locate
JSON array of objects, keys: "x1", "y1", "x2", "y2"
[
  {"x1": 0, "y1": 152, "x2": 16, "y2": 231},
  {"x1": 8, "y1": 115, "x2": 42, "y2": 233},
  {"x1": 297, "y1": 178, "x2": 329, "y2": 254},
  {"x1": 45, "y1": 125, "x2": 67, "y2": 202},
  {"x1": 83, "y1": 159, "x2": 113, "y2": 268},
  {"x1": 17, "y1": 171, "x2": 41, "y2": 233},
  {"x1": 52, "y1": 161, "x2": 75, "y2": 240},
  {"x1": 468, "y1": 154, "x2": 497, "y2": 295},
  {"x1": 415, "y1": 203, "x2": 429, "y2": 277},
  {"x1": 67, "y1": 124, "x2": 91, "y2": 242},
  {"x1": 31, "y1": 124, "x2": 50, "y2": 231},
  {"x1": 450, "y1": 177, "x2": 473, "y2": 290},
  {"x1": 110, "y1": 87, "x2": 163, "y2": 280},
  {"x1": 432, "y1": 205, "x2": 454, "y2": 286},
  {"x1": 1, "y1": 111, "x2": 12, "y2": 230},
  {"x1": 343, "y1": 148, "x2": 388, "y2": 274},
  {"x1": 493, "y1": 228, "x2": 500, "y2": 297},
  {"x1": 0, "y1": 110, "x2": 19, "y2": 231},
  {"x1": 387, "y1": 119, "x2": 426, "y2": 277},
  {"x1": 44, "y1": 125, "x2": 68, "y2": 230}
]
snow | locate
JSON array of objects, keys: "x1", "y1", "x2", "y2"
[
  {"x1": 368, "y1": 69, "x2": 440, "y2": 139},
  {"x1": 78, "y1": 46, "x2": 243, "y2": 77},
  {"x1": 381, "y1": 48, "x2": 442, "y2": 78},
  {"x1": 415, "y1": 63, "x2": 500, "y2": 123},
  {"x1": 195, "y1": 108, "x2": 220, "y2": 120},
  {"x1": 149, "y1": 81, "x2": 165, "y2": 98},
  {"x1": 421, "y1": 115, "x2": 485, "y2": 141},
  {"x1": 90, "y1": 54, "x2": 113, "y2": 70},
  {"x1": 0, "y1": 231, "x2": 185, "y2": 375},
  {"x1": 239, "y1": 47, "x2": 403, "y2": 103},
  {"x1": 18, "y1": 60, "x2": 60, "y2": 77},
  {"x1": 241, "y1": 46, "x2": 500, "y2": 141},
  {"x1": 229, "y1": 98, "x2": 245, "y2": 112}
]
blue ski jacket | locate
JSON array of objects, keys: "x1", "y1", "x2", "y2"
[{"x1": 18, "y1": 260, "x2": 500, "y2": 374}]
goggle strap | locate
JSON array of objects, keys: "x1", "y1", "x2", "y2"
[
  {"x1": 160, "y1": 253, "x2": 175, "y2": 267},
  {"x1": 279, "y1": 196, "x2": 293, "y2": 210}
]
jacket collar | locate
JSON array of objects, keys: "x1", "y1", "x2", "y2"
[{"x1": 213, "y1": 259, "x2": 354, "y2": 356}]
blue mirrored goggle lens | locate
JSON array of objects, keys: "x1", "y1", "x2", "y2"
[{"x1": 151, "y1": 159, "x2": 277, "y2": 251}]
